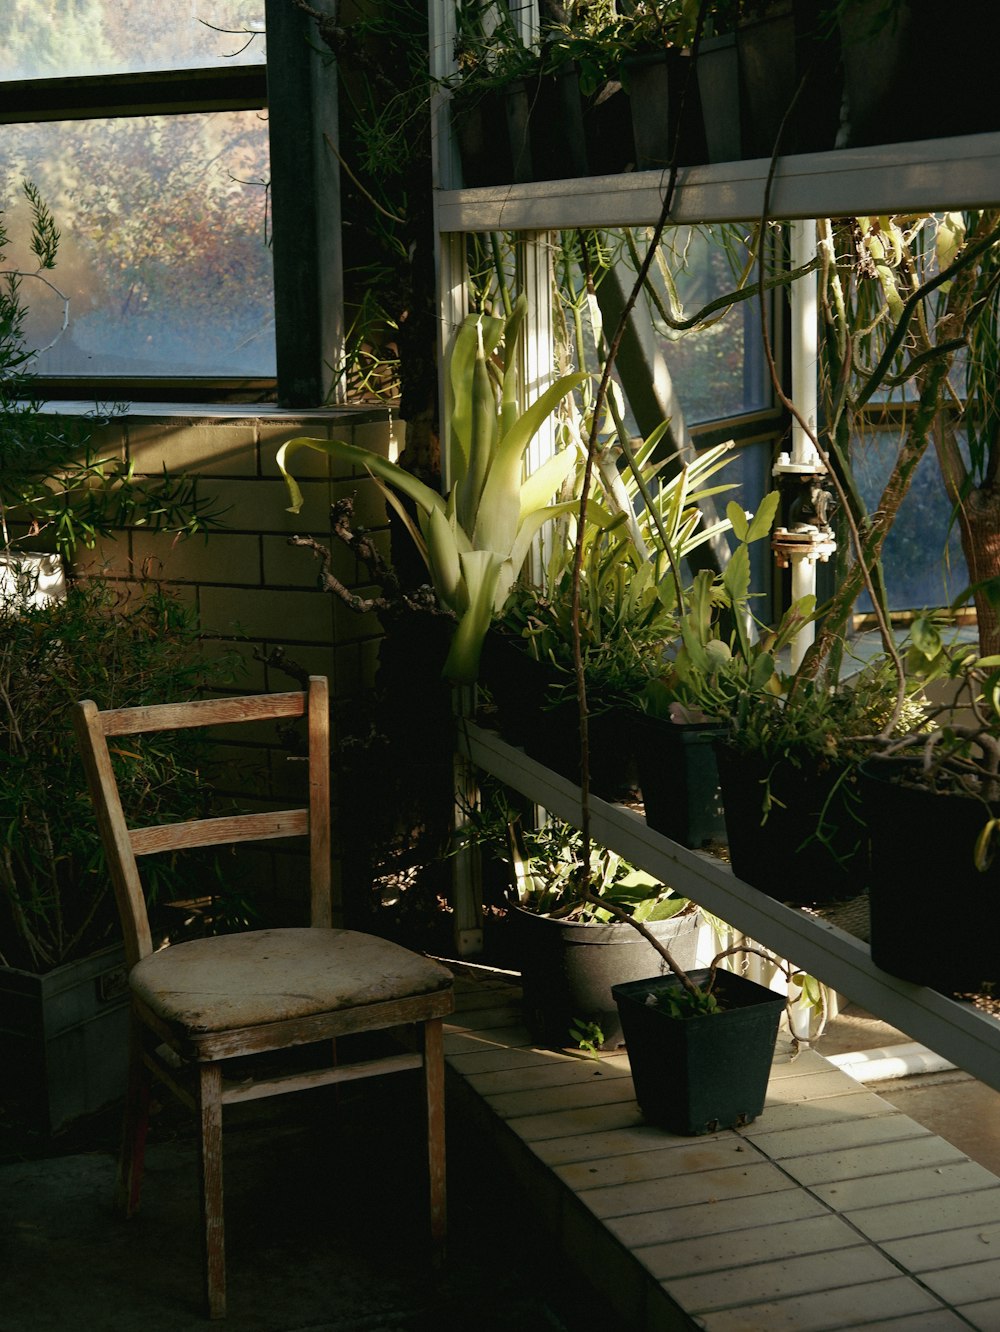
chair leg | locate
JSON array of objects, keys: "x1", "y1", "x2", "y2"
[
  {"x1": 116, "y1": 1012, "x2": 151, "y2": 1218},
  {"x1": 198, "y1": 1062, "x2": 226, "y2": 1320},
  {"x1": 423, "y1": 1016, "x2": 447, "y2": 1255}
]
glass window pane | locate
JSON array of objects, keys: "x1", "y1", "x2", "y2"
[
  {"x1": 853, "y1": 429, "x2": 969, "y2": 612},
  {"x1": 5, "y1": 2, "x2": 266, "y2": 79},
  {"x1": 1, "y1": 113, "x2": 274, "y2": 377},
  {"x1": 646, "y1": 225, "x2": 769, "y2": 426}
]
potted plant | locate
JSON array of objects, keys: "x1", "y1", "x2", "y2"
[
  {"x1": 614, "y1": 0, "x2": 708, "y2": 170},
  {"x1": 279, "y1": 295, "x2": 586, "y2": 686},
  {"x1": 449, "y1": 0, "x2": 645, "y2": 184},
  {"x1": 485, "y1": 794, "x2": 796, "y2": 1131},
  {"x1": 734, "y1": 0, "x2": 841, "y2": 159},
  {"x1": 611, "y1": 958, "x2": 786, "y2": 1133},
  {"x1": 486, "y1": 805, "x2": 705, "y2": 1050},
  {"x1": 640, "y1": 488, "x2": 920, "y2": 900},
  {"x1": 449, "y1": 4, "x2": 539, "y2": 186},
  {"x1": 860, "y1": 618, "x2": 1000, "y2": 993},
  {"x1": 0, "y1": 580, "x2": 241, "y2": 1132},
  {"x1": 483, "y1": 430, "x2": 738, "y2": 798},
  {"x1": 623, "y1": 491, "x2": 793, "y2": 850}
]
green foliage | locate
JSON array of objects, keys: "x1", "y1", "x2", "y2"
[
  {"x1": 0, "y1": 580, "x2": 243, "y2": 972},
  {"x1": 278, "y1": 296, "x2": 586, "y2": 683},
  {"x1": 724, "y1": 653, "x2": 927, "y2": 767},
  {"x1": 650, "y1": 981, "x2": 720, "y2": 1018},
  {"x1": 569, "y1": 1017, "x2": 605, "y2": 1058},
  {"x1": 452, "y1": 0, "x2": 540, "y2": 86},
  {"x1": 503, "y1": 809, "x2": 689, "y2": 925},
  {"x1": 878, "y1": 611, "x2": 1000, "y2": 830},
  {"x1": 0, "y1": 183, "x2": 226, "y2": 560},
  {"x1": 497, "y1": 434, "x2": 737, "y2": 709},
  {"x1": 640, "y1": 490, "x2": 815, "y2": 722},
  {"x1": 317, "y1": 0, "x2": 435, "y2": 402}
]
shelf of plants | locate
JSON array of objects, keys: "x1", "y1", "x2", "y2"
[
  {"x1": 436, "y1": 131, "x2": 1000, "y2": 232},
  {"x1": 459, "y1": 718, "x2": 1000, "y2": 1096}
]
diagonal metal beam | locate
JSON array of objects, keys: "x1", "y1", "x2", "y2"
[{"x1": 595, "y1": 259, "x2": 730, "y2": 576}]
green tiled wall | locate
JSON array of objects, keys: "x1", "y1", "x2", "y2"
[{"x1": 60, "y1": 406, "x2": 400, "y2": 923}]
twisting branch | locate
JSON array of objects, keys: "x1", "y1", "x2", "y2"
[{"x1": 288, "y1": 495, "x2": 444, "y2": 618}]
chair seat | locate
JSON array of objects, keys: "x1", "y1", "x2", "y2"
[{"x1": 131, "y1": 928, "x2": 454, "y2": 1034}]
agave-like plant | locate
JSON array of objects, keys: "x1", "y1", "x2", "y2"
[{"x1": 277, "y1": 294, "x2": 587, "y2": 683}]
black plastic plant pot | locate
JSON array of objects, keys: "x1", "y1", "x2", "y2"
[
  {"x1": 528, "y1": 701, "x2": 640, "y2": 803},
  {"x1": 581, "y1": 78, "x2": 636, "y2": 175},
  {"x1": 633, "y1": 714, "x2": 727, "y2": 849},
  {"x1": 514, "y1": 904, "x2": 702, "y2": 1050},
  {"x1": 525, "y1": 67, "x2": 589, "y2": 181},
  {"x1": 451, "y1": 89, "x2": 514, "y2": 187},
  {"x1": 477, "y1": 630, "x2": 553, "y2": 749},
  {"x1": 450, "y1": 83, "x2": 534, "y2": 187},
  {"x1": 622, "y1": 50, "x2": 706, "y2": 170},
  {"x1": 694, "y1": 32, "x2": 742, "y2": 163},
  {"x1": 612, "y1": 969, "x2": 784, "y2": 1135},
  {"x1": 715, "y1": 743, "x2": 867, "y2": 904},
  {"x1": 861, "y1": 761, "x2": 1000, "y2": 993}
]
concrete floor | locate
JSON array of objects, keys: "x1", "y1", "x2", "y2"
[
  {"x1": 815, "y1": 1002, "x2": 1000, "y2": 1179},
  {"x1": 0, "y1": 1070, "x2": 614, "y2": 1332},
  {"x1": 5, "y1": 1000, "x2": 999, "y2": 1331}
]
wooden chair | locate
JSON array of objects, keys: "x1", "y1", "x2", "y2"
[{"x1": 73, "y1": 676, "x2": 454, "y2": 1319}]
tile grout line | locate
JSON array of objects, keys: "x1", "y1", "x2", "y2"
[{"x1": 446, "y1": 973, "x2": 998, "y2": 1330}]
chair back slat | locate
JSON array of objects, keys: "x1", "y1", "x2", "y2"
[
  {"x1": 98, "y1": 691, "x2": 307, "y2": 736},
  {"x1": 130, "y1": 809, "x2": 310, "y2": 857},
  {"x1": 73, "y1": 677, "x2": 331, "y2": 968}
]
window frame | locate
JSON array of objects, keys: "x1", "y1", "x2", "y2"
[{"x1": 0, "y1": 0, "x2": 343, "y2": 408}]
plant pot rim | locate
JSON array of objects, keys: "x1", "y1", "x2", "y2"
[
  {"x1": 613, "y1": 965, "x2": 784, "y2": 1007},
  {"x1": 860, "y1": 755, "x2": 1000, "y2": 808},
  {"x1": 622, "y1": 48, "x2": 687, "y2": 69},
  {"x1": 0, "y1": 938, "x2": 126, "y2": 981},
  {"x1": 510, "y1": 899, "x2": 698, "y2": 941},
  {"x1": 634, "y1": 711, "x2": 727, "y2": 734}
]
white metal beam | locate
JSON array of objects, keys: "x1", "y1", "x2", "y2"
[
  {"x1": 460, "y1": 721, "x2": 1000, "y2": 1093},
  {"x1": 436, "y1": 132, "x2": 1000, "y2": 232}
]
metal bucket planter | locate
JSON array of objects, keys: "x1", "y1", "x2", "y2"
[
  {"x1": 513, "y1": 903, "x2": 703, "y2": 1050},
  {"x1": 0, "y1": 943, "x2": 130, "y2": 1133},
  {"x1": 612, "y1": 968, "x2": 784, "y2": 1134}
]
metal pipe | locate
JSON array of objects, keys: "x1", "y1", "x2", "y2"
[
  {"x1": 790, "y1": 220, "x2": 820, "y2": 469},
  {"x1": 827, "y1": 1042, "x2": 956, "y2": 1083}
]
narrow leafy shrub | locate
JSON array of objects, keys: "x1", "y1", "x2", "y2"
[{"x1": 0, "y1": 580, "x2": 241, "y2": 971}]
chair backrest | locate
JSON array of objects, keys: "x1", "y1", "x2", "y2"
[{"x1": 73, "y1": 676, "x2": 331, "y2": 968}]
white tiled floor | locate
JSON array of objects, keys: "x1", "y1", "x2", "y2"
[
  {"x1": 816, "y1": 1002, "x2": 1000, "y2": 1178},
  {"x1": 446, "y1": 971, "x2": 1000, "y2": 1332}
]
